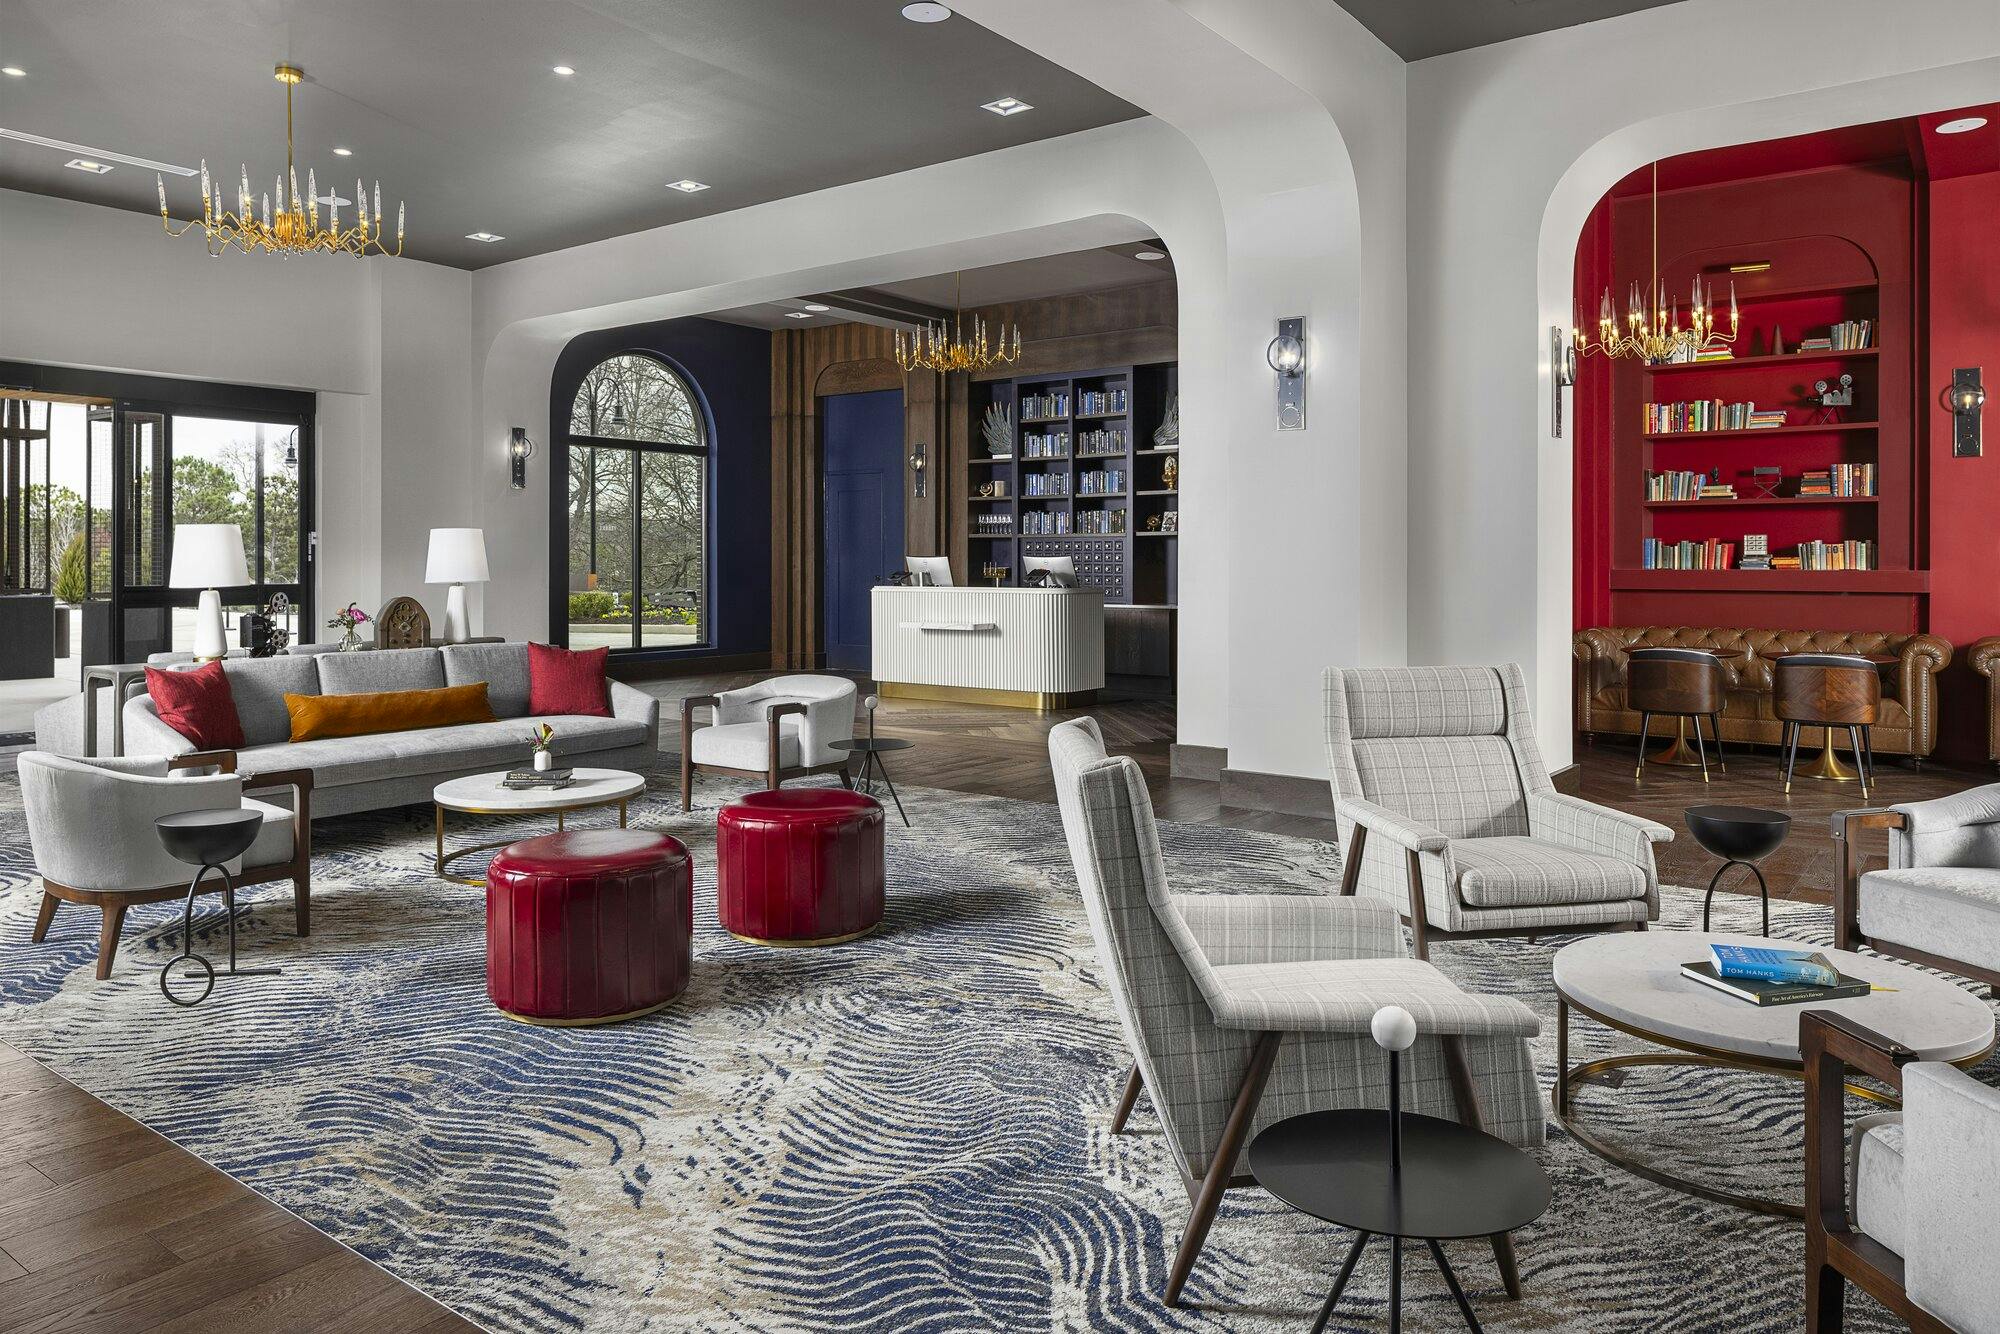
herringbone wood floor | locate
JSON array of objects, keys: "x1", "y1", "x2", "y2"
[{"x1": 4, "y1": 677, "x2": 1986, "y2": 1331}]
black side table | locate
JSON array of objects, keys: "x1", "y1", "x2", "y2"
[
  {"x1": 829, "y1": 738, "x2": 914, "y2": 826},
  {"x1": 1249, "y1": 1109, "x2": 1550, "y2": 1332},
  {"x1": 154, "y1": 808, "x2": 279, "y2": 1006},
  {"x1": 1684, "y1": 804, "x2": 1790, "y2": 936}
]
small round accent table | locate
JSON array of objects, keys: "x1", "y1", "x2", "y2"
[
  {"x1": 486, "y1": 829, "x2": 692, "y2": 1026},
  {"x1": 1553, "y1": 930, "x2": 1996, "y2": 1216},
  {"x1": 432, "y1": 768, "x2": 646, "y2": 886},
  {"x1": 154, "y1": 808, "x2": 278, "y2": 1007},
  {"x1": 1249, "y1": 1109, "x2": 1551, "y2": 1332},
  {"x1": 1684, "y1": 805, "x2": 1790, "y2": 935},
  {"x1": 828, "y1": 737, "x2": 914, "y2": 825},
  {"x1": 717, "y1": 788, "x2": 885, "y2": 946}
]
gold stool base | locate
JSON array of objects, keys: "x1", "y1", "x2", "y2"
[
  {"x1": 727, "y1": 924, "x2": 879, "y2": 949},
  {"x1": 498, "y1": 998, "x2": 675, "y2": 1027}
]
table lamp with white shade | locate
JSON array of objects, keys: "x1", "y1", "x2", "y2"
[
  {"x1": 426, "y1": 527, "x2": 489, "y2": 644},
  {"x1": 169, "y1": 523, "x2": 250, "y2": 663}
]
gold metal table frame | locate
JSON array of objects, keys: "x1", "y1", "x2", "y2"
[
  {"x1": 433, "y1": 795, "x2": 632, "y2": 887},
  {"x1": 1554, "y1": 987, "x2": 1993, "y2": 1218}
]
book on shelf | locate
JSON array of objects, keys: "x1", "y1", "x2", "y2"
[
  {"x1": 1797, "y1": 463, "x2": 1875, "y2": 497},
  {"x1": 1680, "y1": 961, "x2": 1871, "y2": 1006},
  {"x1": 1642, "y1": 537, "x2": 1735, "y2": 570},
  {"x1": 1645, "y1": 399, "x2": 1789, "y2": 433},
  {"x1": 1793, "y1": 539, "x2": 1875, "y2": 571}
]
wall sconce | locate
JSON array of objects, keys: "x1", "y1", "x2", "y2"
[
  {"x1": 1266, "y1": 317, "x2": 1306, "y2": 430},
  {"x1": 509, "y1": 427, "x2": 535, "y2": 488},
  {"x1": 909, "y1": 442, "x2": 928, "y2": 498},
  {"x1": 1948, "y1": 368, "x2": 1985, "y2": 458},
  {"x1": 1550, "y1": 325, "x2": 1577, "y2": 438}
]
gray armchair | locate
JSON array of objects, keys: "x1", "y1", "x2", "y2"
[
  {"x1": 1804, "y1": 1011, "x2": 2000, "y2": 1333},
  {"x1": 20, "y1": 750, "x2": 312, "y2": 978},
  {"x1": 1833, "y1": 782, "x2": 2000, "y2": 995},
  {"x1": 1049, "y1": 717, "x2": 1543, "y2": 1307},
  {"x1": 679, "y1": 674, "x2": 857, "y2": 809},
  {"x1": 1324, "y1": 664, "x2": 1667, "y2": 958}
]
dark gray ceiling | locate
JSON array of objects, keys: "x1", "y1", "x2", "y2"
[
  {"x1": 1328, "y1": 0, "x2": 1691, "y2": 61},
  {"x1": 0, "y1": 1, "x2": 1142, "y2": 268}
]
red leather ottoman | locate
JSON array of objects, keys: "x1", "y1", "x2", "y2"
[
  {"x1": 486, "y1": 829, "x2": 692, "y2": 1025},
  {"x1": 717, "y1": 789, "x2": 885, "y2": 946}
]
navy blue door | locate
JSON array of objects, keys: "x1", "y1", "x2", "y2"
[{"x1": 821, "y1": 389, "x2": 905, "y2": 672}]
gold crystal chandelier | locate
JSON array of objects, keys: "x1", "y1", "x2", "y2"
[
  {"x1": 1574, "y1": 163, "x2": 1736, "y2": 364},
  {"x1": 894, "y1": 272, "x2": 1021, "y2": 374},
  {"x1": 158, "y1": 64, "x2": 403, "y2": 259}
]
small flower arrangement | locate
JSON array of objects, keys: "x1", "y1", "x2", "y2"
[
  {"x1": 528, "y1": 722, "x2": 557, "y2": 771},
  {"x1": 327, "y1": 602, "x2": 371, "y2": 651}
]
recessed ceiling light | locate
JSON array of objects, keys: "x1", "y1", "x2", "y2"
[
  {"x1": 1133, "y1": 249, "x2": 1167, "y2": 261},
  {"x1": 785, "y1": 311, "x2": 813, "y2": 319},
  {"x1": 2, "y1": 66, "x2": 26, "y2": 78},
  {"x1": 332, "y1": 146, "x2": 353, "y2": 157},
  {"x1": 465, "y1": 231, "x2": 506, "y2": 243},
  {"x1": 1936, "y1": 116, "x2": 1988, "y2": 134},
  {"x1": 552, "y1": 65, "x2": 575, "y2": 77},
  {"x1": 902, "y1": 2, "x2": 952, "y2": 20},
  {"x1": 981, "y1": 96, "x2": 1033, "y2": 117},
  {"x1": 64, "y1": 159, "x2": 114, "y2": 174},
  {"x1": 803, "y1": 303, "x2": 831, "y2": 312},
  {"x1": 666, "y1": 179, "x2": 709, "y2": 193},
  {"x1": 0, "y1": 128, "x2": 194, "y2": 175}
]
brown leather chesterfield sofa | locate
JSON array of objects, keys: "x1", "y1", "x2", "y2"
[
  {"x1": 1573, "y1": 626, "x2": 1953, "y2": 762},
  {"x1": 1974, "y1": 636, "x2": 2000, "y2": 767}
]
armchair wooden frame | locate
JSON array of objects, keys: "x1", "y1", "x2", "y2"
[
  {"x1": 1801, "y1": 1011, "x2": 1950, "y2": 1334},
  {"x1": 30, "y1": 749, "x2": 314, "y2": 979},
  {"x1": 1337, "y1": 824, "x2": 1646, "y2": 961},
  {"x1": 1831, "y1": 808, "x2": 2000, "y2": 995},
  {"x1": 679, "y1": 695, "x2": 854, "y2": 811}
]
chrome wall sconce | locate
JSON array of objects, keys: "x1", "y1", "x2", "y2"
[
  {"x1": 909, "y1": 442, "x2": 928, "y2": 498},
  {"x1": 1550, "y1": 325, "x2": 1577, "y2": 438},
  {"x1": 1267, "y1": 317, "x2": 1306, "y2": 430},
  {"x1": 1948, "y1": 368, "x2": 1985, "y2": 458},
  {"x1": 509, "y1": 427, "x2": 535, "y2": 488}
]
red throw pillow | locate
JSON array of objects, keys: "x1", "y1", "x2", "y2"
[
  {"x1": 527, "y1": 642, "x2": 611, "y2": 717},
  {"x1": 144, "y1": 660, "x2": 246, "y2": 750}
]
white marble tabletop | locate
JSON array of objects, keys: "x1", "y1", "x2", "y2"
[
  {"x1": 1553, "y1": 930, "x2": 1995, "y2": 1065},
  {"x1": 432, "y1": 768, "x2": 646, "y2": 814}
]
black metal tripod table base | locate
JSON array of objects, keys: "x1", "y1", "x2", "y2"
[
  {"x1": 162, "y1": 864, "x2": 283, "y2": 1007},
  {"x1": 830, "y1": 738, "x2": 914, "y2": 826},
  {"x1": 154, "y1": 808, "x2": 282, "y2": 1008}
]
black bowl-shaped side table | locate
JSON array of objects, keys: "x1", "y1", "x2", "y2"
[
  {"x1": 154, "y1": 808, "x2": 279, "y2": 1006},
  {"x1": 1249, "y1": 1109, "x2": 1551, "y2": 1332},
  {"x1": 1684, "y1": 805, "x2": 1790, "y2": 937}
]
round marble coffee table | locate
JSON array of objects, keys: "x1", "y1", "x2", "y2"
[
  {"x1": 1552, "y1": 930, "x2": 1995, "y2": 1217},
  {"x1": 433, "y1": 768, "x2": 647, "y2": 886}
]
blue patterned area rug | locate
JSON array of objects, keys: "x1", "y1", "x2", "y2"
[{"x1": 0, "y1": 768, "x2": 1990, "y2": 1332}]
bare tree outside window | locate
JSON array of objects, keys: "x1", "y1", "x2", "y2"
[{"x1": 565, "y1": 354, "x2": 707, "y2": 650}]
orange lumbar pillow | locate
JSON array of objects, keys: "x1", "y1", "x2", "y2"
[{"x1": 285, "y1": 682, "x2": 495, "y2": 742}]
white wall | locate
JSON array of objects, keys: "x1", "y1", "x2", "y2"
[{"x1": 1405, "y1": 0, "x2": 2000, "y2": 770}]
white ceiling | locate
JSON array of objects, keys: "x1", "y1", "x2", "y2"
[{"x1": 0, "y1": 0, "x2": 1142, "y2": 268}]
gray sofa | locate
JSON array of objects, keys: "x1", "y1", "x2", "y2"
[{"x1": 113, "y1": 643, "x2": 658, "y2": 819}]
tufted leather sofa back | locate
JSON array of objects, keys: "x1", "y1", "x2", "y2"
[{"x1": 1582, "y1": 625, "x2": 1937, "y2": 694}]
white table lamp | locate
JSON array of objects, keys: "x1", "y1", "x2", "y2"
[
  {"x1": 426, "y1": 527, "x2": 489, "y2": 643},
  {"x1": 169, "y1": 523, "x2": 250, "y2": 663}
]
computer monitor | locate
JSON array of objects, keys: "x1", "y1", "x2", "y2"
[
  {"x1": 1023, "y1": 556, "x2": 1077, "y2": 587},
  {"x1": 905, "y1": 556, "x2": 954, "y2": 587}
]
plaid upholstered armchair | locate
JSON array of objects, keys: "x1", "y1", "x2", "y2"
[
  {"x1": 1049, "y1": 717, "x2": 1543, "y2": 1308},
  {"x1": 1324, "y1": 665, "x2": 1668, "y2": 958}
]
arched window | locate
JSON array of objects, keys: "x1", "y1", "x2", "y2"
[{"x1": 563, "y1": 353, "x2": 709, "y2": 650}]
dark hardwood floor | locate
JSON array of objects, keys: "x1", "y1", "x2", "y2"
[{"x1": 4, "y1": 678, "x2": 1988, "y2": 1331}]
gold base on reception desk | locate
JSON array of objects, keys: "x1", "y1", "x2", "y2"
[{"x1": 877, "y1": 681, "x2": 1098, "y2": 712}]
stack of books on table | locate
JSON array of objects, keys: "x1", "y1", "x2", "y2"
[
  {"x1": 1681, "y1": 944, "x2": 1873, "y2": 1006},
  {"x1": 504, "y1": 767, "x2": 575, "y2": 790}
]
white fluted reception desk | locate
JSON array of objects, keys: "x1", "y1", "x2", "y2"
[{"x1": 871, "y1": 586, "x2": 1104, "y2": 710}]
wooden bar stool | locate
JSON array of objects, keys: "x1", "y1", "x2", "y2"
[
  {"x1": 1627, "y1": 647, "x2": 1727, "y2": 783},
  {"x1": 1773, "y1": 652, "x2": 1880, "y2": 799}
]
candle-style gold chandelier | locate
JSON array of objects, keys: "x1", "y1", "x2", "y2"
[
  {"x1": 894, "y1": 271, "x2": 1021, "y2": 374},
  {"x1": 1573, "y1": 163, "x2": 1736, "y2": 364},
  {"x1": 158, "y1": 64, "x2": 404, "y2": 259}
]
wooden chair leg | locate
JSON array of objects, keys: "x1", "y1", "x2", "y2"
[
  {"x1": 294, "y1": 878, "x2": 311, "y2": 937},
  {"x1": 1111, "y1": 1062, "x2": 1144, "y2": 1134},
  {"x1": 1339, "y1": 823, "x2": 1367, "y2": 896},
  {"x1": 1805, "y1": 1253, "x2": 1847, "y2": 1334},
  {"x1": 1634, "y1": 711, "x2": 1652, "y2": 779},
  {"x1": 1164, "y1": 1032, "x2": 1281, "y2": 1307},
  {"x1": 1441, "y1": 1034, "x2": 1523, "y2": 1300},
  {"x1": 1404, "y1": 848, "x2": 1432, "y2": 961},
  {"x1": 680, "y1": 756, "x2": 694, "y2": 812},
  {"x1": 95, "y1": 902, "x2": 129, "y2": 980},
  {"x1": 32, "y1": 891, "x2": 60, "y2": 943}
]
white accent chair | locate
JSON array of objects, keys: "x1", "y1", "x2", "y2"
[
  {"x1": 19, "y1": 750, "x2": 313, "y2": 979},
  {"x1": 1324, "y1": 664, "x2": 1668, "y2": 958},
  {"x1": 679, "y1": 674, "x2": 857, "y2": 809},
  {"x1": 1833, "y1": 783, "x2": 2000, "y2": 996},
  {"x1": 1804, "y1": 1011, "x2": 2000, "y2": 1334},
  {"x1": 1049, "y1": 717, "x2": 1543, "y2": 1307}
]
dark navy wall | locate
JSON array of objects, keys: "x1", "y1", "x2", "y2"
[{"x1": 549, "y1": 317, "x2": 771, "y2": 662}]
